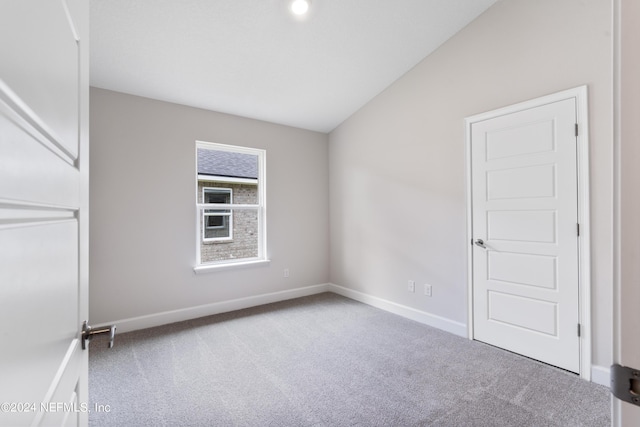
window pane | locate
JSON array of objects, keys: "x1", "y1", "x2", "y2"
[
  {"x1": 200, "y1": 182, "x2": 258, "y2": 205},
  {"x1": 200, "y1": 208, "x2": 259, "y2": 264},
  {"x1": 203, "y1": 210, "x2": 231, "y2": 240},
  {"x1": 234, "y1": 184, "x2": 258, "y2": 205},
  {"x1": 198, "y1": 149, "x2": 259, "y2": 205},
  {"x1": 204, "y1": 190, "x2": 230, "y2": 204},
  {"x1": 196, "y1": 143, "x2": 265, "y2": 267},
  {"x1": 198, "y1": 148, "x2": 258, "y2": 182}
]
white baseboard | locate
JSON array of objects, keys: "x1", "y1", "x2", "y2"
[
  {"x1": 96, "y1": 281, "x2": 611, "y2": 387},
  {"x1": 591, "y1": 365, "x2": 611, "y2": 387},
  {"x1": 329, "y1": 284, "x2": 611, "y2": 386},
  {"x1": 327, "y1": 283, "x2": 468, "y2": 338},
  {"x1": 98, "y1": 283, "x2": 331, "y2": 333},
  {"x1": 100, "y1": 283, "x2": 464, "y2": 337}
]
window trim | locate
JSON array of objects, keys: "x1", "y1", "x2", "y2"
[
  {"x1": 193, "y1": 258, "x2": 271, "y2": 274},
  {"x1": 198, "y1": 174, "x2": 257, "y2": 185},
  {"x1": 195, "y1": 141, "x2": 268, "y2": 271},
  {"x1": 202, "y1": 187, "x2": 233, "y2": 242}
]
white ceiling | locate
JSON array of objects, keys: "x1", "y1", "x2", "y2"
[{"x1": 90, "y1": 0, "x2": 497, "y2": 133}]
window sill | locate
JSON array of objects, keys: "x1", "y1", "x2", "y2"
[
  {"x1": 203, "y1": 239, "x2": 233, "y2": 245},
  {"x1": 193, "y1": 258, "x2": 271, "y2": 274}
]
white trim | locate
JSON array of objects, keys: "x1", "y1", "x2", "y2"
[
  {"x1": 196, "y1": 140, "x2": 261, "y2": 156},
  {"x1": 94, "y1": 281, "x2": 607, "y2": 384},
  {"x1": 464, "y1": 86, "x2": 592, "y2": 381},
  {"x1": 590, "y1": 364, "x2": 611, "y2": 388},
  {"x1": 328, "y1": 284, "x2": 467, "y2": 337},
  {"x1": 197, "y1": 203, "x2": 259, "y2": 210},
  {"x1": 465, "y1": 114, "x2": 474, "y2": 341},
  {"x1": 98, "y1": 282, "x2": 466, "y2": 337},
  {"x1": 193, "y1": 258, "x2": 271, "y2": 274},
  {"x1": 464, "y1": 86, "x2": 588, "y2": 123},
  {"x1": 575, "y1": 86, "x2": 593, "y2": 382},
  {"x1": 95, "y1": 283, "x2": 331, "y2": 333},
  {"x1": 613, "y1": 4, "x2": 623, "y2": 425},
  {"x1": 198, "y1": 174, "x2": 258, "y2": 185},
  {"x1": 195, "y1": 141, "x2": 267, "y2": 267}
]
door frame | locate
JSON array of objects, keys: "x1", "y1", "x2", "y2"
[
  {"x1": 464, "y1": 86, "x2": 592, "y2": 380},
  {"x1": 613, "y1": 0, "x2": 640, "y2": 423}
]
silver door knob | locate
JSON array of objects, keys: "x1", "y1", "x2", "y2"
[{"x1": 81, "y1": 320, "x2": 116, "y2": 350}]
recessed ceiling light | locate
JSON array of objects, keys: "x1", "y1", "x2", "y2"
[{"x1": 290, "y1": 0, "x2": 310, "y2": 16}]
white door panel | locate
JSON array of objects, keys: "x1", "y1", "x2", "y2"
[
  {"x1": 470, "y1": 97, "x2": 581, "y2": 373},
  {"x1": 0, "y1": 105, "x2": 79, "y2": 207},
  {"x1": 488, "y1": 251, "x2": 557, "y2": 289},
  {"x1": 487, "y1": 164, "x2": 556, "y2": 200},
  {"x1": 487, "y1": 291, "x2": 558, "y2": 336},
  {"x1": 0, "y1": 1, "x2": 89, "y2": 426},
  {"x1": 0, "y1": 222, "x2": 78, "y2": 346},
  {"x1": 485, "y1": 120, "x2": 555, "y2": 160},
  {"x1": 487, "y1": 210, "x2": 557, "y2": 243},
  {"x1": 0, "y1": 1, "x2": 79, "y2": 158}
]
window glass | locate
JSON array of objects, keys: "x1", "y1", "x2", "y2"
[
  {"x1": 196, "y1": 142, "x2": 266, "y2": 266},
  {"x1": 202, "y1": 188, "x2": 232, "y2": 241}
]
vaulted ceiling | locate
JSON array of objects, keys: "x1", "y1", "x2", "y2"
[{"x1": 90, "y1": 0, "x2": 497, "y2": 133}]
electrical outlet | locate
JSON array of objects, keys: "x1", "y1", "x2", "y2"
[
  {"x1": 424, "y1": 284, "x2": 432, "y2": 297},
  {"x1": 408, "y1": 280, "x2": 415, "y2": 293},
  {"x1": 284, "y1": 268, "x2": 290, "y2": 278}
]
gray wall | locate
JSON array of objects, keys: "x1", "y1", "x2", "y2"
[
  {"x1": 89, "y1": 88, "x2": 329, "y2": 324},
  {"x1": 329, "y1": 0, "x2": 612, "y2": 369},
  {"x1": 90, "y1": 0, "x2": 613, "y2": 374}
]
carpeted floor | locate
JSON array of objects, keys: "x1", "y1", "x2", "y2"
[{"x1": 89, "y1": 293, "x2": 610, "y2": 426}]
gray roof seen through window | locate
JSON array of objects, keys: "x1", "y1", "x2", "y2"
[{"x1": 197, "y1": 148, "x2": 258, "y2": 179}]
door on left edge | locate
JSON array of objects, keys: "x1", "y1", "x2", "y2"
[{"x1": 0, "y1": 1, "x2": 89, "y2": 426}]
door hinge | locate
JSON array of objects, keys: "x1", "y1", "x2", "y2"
[
  {"x1": 611, "y1": 364, "x2": 640, "y2": 406},
  {"x1": 577, "y1": 223, "x2": 580, "y2": 236},
  {"x1": 575, "y1": 123, "x2": 579, "y2": 137},
  {"x1": 577, "y1": 323, "x2": 581, "y2": 337}
]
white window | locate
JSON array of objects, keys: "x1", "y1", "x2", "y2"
[
  {"x1": 202, "y1": 187, "x2": 232, "y2": 241},
  {"x1": 195, "y1": 141, "x2": 267, "y2": 271}
]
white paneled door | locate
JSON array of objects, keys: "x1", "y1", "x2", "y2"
[
  {"x1": 469, "y1": 92, "x2": 585, "y2": 374},
  {"x1": 0, "y1": 1, "x2": 89, "y2": 426}
]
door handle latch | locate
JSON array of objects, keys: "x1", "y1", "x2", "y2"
[
  {"x1": 474, "y1": 239, "x2": 488, "y2": 249},
  {"x1": 81, "y1": 320, "x2": 116, "y2": 350}
]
